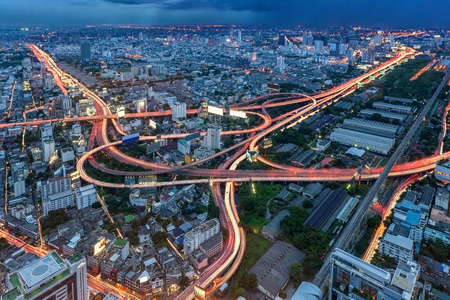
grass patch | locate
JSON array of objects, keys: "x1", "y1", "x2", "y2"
[{"x1": 230, "y1": 230, "x2": 272, "y2": 298}]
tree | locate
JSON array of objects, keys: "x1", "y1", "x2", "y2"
[
  {"x1": 241, "y1": 272, "x2": 258, "y2": 290},
  {"x1": 208, "y1": 205, "x2": 220, "y2": 219},
  {"x1": 290, "y1": 263, "x2": 304, "y2": 284},
  {"x1": 303, "y1": 200, "x2": 313, "y2": 209},
  {"x1": 180, "y1": 276, "x2": 190, "y2": 288}
]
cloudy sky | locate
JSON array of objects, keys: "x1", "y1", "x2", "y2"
[{"x1": 0, "y1": 0, "x2": 449, "y2": 28}]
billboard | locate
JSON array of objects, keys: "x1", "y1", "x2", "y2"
[
  {"x1": 207, "y1": 105, "x2": 224, "y2": 116},
  {"x1": 230, "y1": 109, "x2": 247, "y2": 119},
  {"x1": 146, "y1": 142, "x2": 161, "y2": 154},
  {"x1": 122, "y1": 133, "x2": 140, "y2": 145},
  {"x1": 194, "y1": 285, "x2": 206, "y2": 299},
  {"x1": 267, "y1": 83, "x2": 280, "y2": 91},
  {"x1": 185, "y1": 154, "x2": 191, "y2": 164},
  {"x1": 149, "y1": 119, "x2": 157, "y2": 129},
  {"x1": 93, "y1": 238, "x2": 106, "y2": 256}
]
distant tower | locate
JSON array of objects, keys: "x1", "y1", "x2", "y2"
[
  {"x1": 237, "y1": 30, "x2": 242, "y2": 42},
  {"x1": 255, "y1": 33, "x2": 262, "y2": 47},
  {"x1": 172, "y1": 102, "x2": 187, "y2": 121},
  {"x1": 277, "y1": 56, "x2": 286, "y2": 72},
  {"x1": 138, "y1": 32, "x2": 143, "y2": 41},
  {"x1": 314, "y1": 40, "x2": 324, "y2": 54},
  {"x1": 252, "y1": 52, "x2": 257, "y2": 62},
  {"x1": 80, "y1": 42, "x2": 91, "y2": 64}
]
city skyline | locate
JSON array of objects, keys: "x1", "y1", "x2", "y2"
[{"x1": 1, "y1": 0, "x2": 450, "y2": 28}]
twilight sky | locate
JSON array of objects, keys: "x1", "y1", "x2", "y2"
[{"x1": 0, "y1": 0, "x2": 449, "y2": 28}]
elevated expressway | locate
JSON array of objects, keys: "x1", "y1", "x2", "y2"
[{"x1": 29, "y1": 45, "x2": 433, "y2": 299}]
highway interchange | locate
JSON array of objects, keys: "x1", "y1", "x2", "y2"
[{"x1": 16, "y1": 44, "x2": 450, "y2": 299}]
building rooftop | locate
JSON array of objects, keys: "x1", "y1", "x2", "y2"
[
  {"x1": 66, "y1": 252, "x2": 84, "y2": 264},
  {"x1": 1, "y1": 287, "x2": 22, "y2": 300},
  {"x1": 262, "y1": 210, "x2": 291, "y2": 239},
  {"x1": 249, "y1": 240, "x2": 306, "y2": 297},
  {"x1": 383, "y1": 233, "x2": 414, "y2": 250},
  {"x1": 332, "y1": 248, "x2": 391, "y2": 283},
  {"x1": 200, "y1": 232, "x2": 223, "y2": 252},
  {"x1": 18, "y1": 252, "x2": 65, "y2": 289}
]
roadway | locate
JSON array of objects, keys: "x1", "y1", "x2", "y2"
[
  {"x1": 27, "y1": 45, "x2": 423, "y2": 299},
  {"x1": 313, "y1": 68, "x2": 450, "y2": 289}
]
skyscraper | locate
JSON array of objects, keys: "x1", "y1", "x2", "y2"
[
  {"x1": 237, "y1": 30, "x2": 242, "y2": 42},
  {"x1": 202, "y1": 126, "x2": 221, "y2": 150},
  {"x1": 172, "y1": 101, "x2": 186, "y2": 121},
  {"x1": 80, "y1": 42, "x2": 91, "y2": 64},
  {"x1": 314, "y1": 40, "x2": 324, "y2": 54},
  {"x1": 276, "y1": 56, "x2": 286, "y2": 72},
  {"x1": 42, "y1": 137, "x2": 55, "y2": 162}
]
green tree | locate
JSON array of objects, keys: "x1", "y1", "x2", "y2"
[
  {"x1": 290, "y1": 263, "x2": 304, "y2": 284},
  {"x1": 241, "y1": 272, "x2": 258, "y2": 290},
  {"x1": 180, "y1": 276, "x2": 190, "y2": 288}
]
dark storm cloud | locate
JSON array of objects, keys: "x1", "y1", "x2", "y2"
[
  {"x1": 103, "y1": 0, "x2": 280, "y2": 12},
  {"x1": 0, "y1": 0, "x2": 449, "y2": 27}
]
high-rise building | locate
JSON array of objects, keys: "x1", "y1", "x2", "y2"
[
  {"x1": 14, "y1": 179, "x2": 26, "y2": 197},
  {"x1": 43, "y1": 74, "x2": 55, "y2": 90},
  {"x1": 184, "y1": 218, "x2": 220, "y2": 254},
  {"x1": 3, "y1": 252, "x2": 87, "y2": 300},
  {"x1": 276, "y1": 56, "x2": 286, "y2": 72},
  {"x1": 75, "y1": 184, "x2": 98, "y2": 209},
  {"x1": 278, "y1": 34, "x2": 286, "y2": 46},
  {"x1": 41, "y1": 123, "x2": 53, "y2": 139},
  {"x1": 373, "y1": 35, "x2": 382, "y2": 45},
  {"x1": 330, "y1": 248, "x2": 420, "y2": 300},
  {"x1": 80, "y1": 42, "x2": 91, "y2": 63},
  {"x1": 61, "y1": 95, "x2": 72, "y2": 112},
  {"x1": 254, "y1": 33, "x2": 262, "y2": 47},
  {"x1": 202, "y1": 126, "x2": 221, "y2": 151},
  {"x1": 361, "y1": 49, "x2": 375, "y2": 64},
  {"x1": 42, "y1": 137, "x2": 55, "y2": 162},
  {"x1": 39, "y1": 177, "x2": 73, "y2": 216},
  {"x1": 138, "y1": 32, "x2": 143, "y2": 41},
  {"x1": 177, "y1": 139, "x2": 190, "y2": 155},
  {"x1": 237, "y1": 30, "x2": 242, "y2": 42},
  {"x1": 388, "y1": 33, "x2": 395, "y2": 48},
  {"x1": 329, "y1": 41, "x2": 339, "y2": 56},
  {"x1": 172, "y1": 101, "x2": 186, "y2": 121},
  {"x1": 314, "y1": 40, "x2": 324, "y2": 54}
]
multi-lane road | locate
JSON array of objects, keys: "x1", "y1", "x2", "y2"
[{"x1": 24, "y1": 44, "x2": 445, "y2": 299}]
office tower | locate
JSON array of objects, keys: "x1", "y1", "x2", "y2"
[
  {"x1": 40, "y1": 176, "x2": 73, "y2": 216},
  {"x1": 61, "y1": 95, "x2": 72, "y2": 111},
  {"x1": 14, "y1": 178, "x2": 26, "y2": 197},
  {"x1": 177, "y1": 139, "x2": 191, "y2": 155},
  {"x1": 314, "y1": 40, "x2": 324, "y2": 54},
  {"x1": 361, "y1": 49, "x2": 375, "y2": 64},
  {"x1": 388, "y1": 33, "x2": 395, "y2": 47},
  {"x1": 255, "y1": 33, "x2": 262, "y2": 47},
  {"x1": 202, "y1": 126, "x2": 221, "y2": 150},
  {"x1": 339, "y1": 44, "x2": 348, "y2": 55},
  {"x1": 75, "y1": 184, "x2": 98, "y2": 209},
  {"x1": 3, "y1": 252, "x2": 88, "y2": 300},
  {"x1": 43, "y1": 74, "x2": 55, "y2": 90},
  {"x1": 229, "y1": 28, "x2": 234, "y2": 39},
  {"x1": 184, "y1": 218, "x2": 220, "y2": 253},
  {"x1": 329, "y1": 41, "x2": 339, "y2": 56},
  {"x1": 330, "y1": 248, "x2": 420, "y2": 300},
  {"x1": 138, "y1": 32, "x2": 143, "y2": 41},
  {"x1": 172, "y1": 101, "x2": 186, "y2": 121},
  {"x1": 80, "y1": 42, "x2": 91, "y2": 63},
  {"x1": 276, "y1": 56, "x2": 286, "y2": 72},
  {"x1": 41, "y1": 123, "x2": 53, "y2": 139},
  {"x1": 278, "y1": 34, "x2": 286, "y2": 46},
  {"x1": 373, "y1": 35, "x2": 382, "y2": 45},
  {"x1": 42, "y1": 137, "x2": 55, "y2": 162},
  {"x1": 237, "y1": 30, "x2": 242, "y2": 42}
]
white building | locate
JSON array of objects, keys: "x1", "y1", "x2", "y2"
[
  {"x1": 42, "y1": 190, "x2": 75, "y2": 216},
  {"x1": 136, "y1": 98, "x2": 147, "y2": 113},
  {"x1": 172, "y1": 101, "x2": 186, "y2": 121},
  {"x1": 202, "y1": 127, "x2": 221, "y2": 151},
  {"x1": 314, "y1": 40, "x2": 324, "y2": 53},
  {"x1": 184, "y1": 218, "x2": 220, "y2": 254},
  {"x1": 276, "y1": 56, "x2": 286, "y2": 72},
  {"x1": 41, "y1": 123, "x2": 53, "y2": 139},
  {"x1": 42, "y1": 137, "x2": 55, "y2": 162},
  {"x1": 435, "y1": 162, "x2": 450, "y2": 183},
  {"x1": 379, "y1": 233, "x2": 414, "y2": 263},
  {"x1": 75, "y1": 184, "x2": 97, "y2": 209},
  {"x1": 330, "y1": 128, "x2": 395, "y2": 155},
  {"x1": 61, "y1": 95, "x2": 72, "y2": 111},
  {"x1": 14, "y1": 179, "x2": 26, "y2": 197},
  {"x1": 177, "y1": 139, "x2": 190, "y2": 155},
  {"x1": 40, "y1": 177, "x2": 72, "y2": 200},
  {"x1": 61, "y1": 147, "x2": 75, "y2": 163}
]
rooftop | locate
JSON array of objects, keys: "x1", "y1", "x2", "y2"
[
  {"x1": 249, "y1": 240, "x2": 306, "y2": 297},
  {"x1": 66, "y1": 252, "x2": 84, "y2": 264},
  {"x1": 19, "y1": 252, "x2": 64, "y2": 289},
  {"x1": 1, "y1": 287, "x2": 22, "y2": 300}
]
